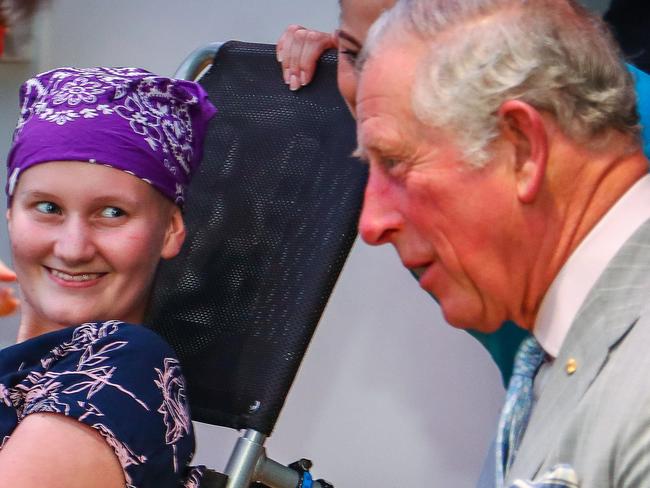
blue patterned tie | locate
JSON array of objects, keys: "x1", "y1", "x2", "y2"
[{"x1": 496, "y1": 336, "x2": 546, "y2": 487}]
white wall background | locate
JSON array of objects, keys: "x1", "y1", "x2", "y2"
[{"x1": 0, "y1": 0, "x2": 609, "y2": 486}]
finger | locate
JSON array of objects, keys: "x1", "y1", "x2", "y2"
[
  {"x1": 277, "y1": 24, "x2": 305, "y2": 82},
  {"x1": 286, "y1": 28, "x2": 310, "y2": 90},
  {"x1": 0, "y1": 260, "x2": 16, "y2": 282},
  {"x1": 277, "y1": 24, "x2": 304, "y2": 61},
  {"x1": 277, "y1": 24, "x2": 302, "y2": 61},
  {"x1": 298, "y1": 30, "x2": 337, "y2": 87}
]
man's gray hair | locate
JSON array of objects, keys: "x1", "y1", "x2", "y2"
[{"x1": 361, "y1": 0, "x2": 640, "y2": 166}]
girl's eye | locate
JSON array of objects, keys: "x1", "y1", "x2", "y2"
[
  {"x1": 340, "y1": 49, "x2": 359, "y2": 63},
  {"x1": 101, "y1": 207, "x2": 125, "y2": 218},
  {"x1": 35, "y1": 201, "x2": 61, "y2": 214}
]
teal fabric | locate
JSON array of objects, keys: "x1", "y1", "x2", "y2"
[
  {"x1": 469, "y1": 324, "x2": 530, "y2": 386},
  {"x1": 630, "y1": 64, "x2": 650, "y2": 157},
  {"x1": 469, "y1": 64, "x2": 650, "y2": 387}
]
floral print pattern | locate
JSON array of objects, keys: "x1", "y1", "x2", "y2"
[
  {"x1": 155, "y1": 357, "x2": 193, "y2": 474},
  {"x1": 0, "y1": 321, "x2": 203, "y2": 487},
  {"x1": 52, "y1": 76, "x2": 107, "y2": 106}
]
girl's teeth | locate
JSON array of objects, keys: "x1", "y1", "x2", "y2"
[{"x1": 51, "y1": 269, "x2": 100, "y2": 282}]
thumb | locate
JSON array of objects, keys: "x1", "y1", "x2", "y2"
[{"x1": 0, "y1": 260, "x2": 16, "y2": 282}]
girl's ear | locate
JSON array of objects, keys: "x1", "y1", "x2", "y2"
[{"x1": 160, "y1": 207, "x2": 186, "y2": 260}]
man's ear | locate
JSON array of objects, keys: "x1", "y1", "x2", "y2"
[
  {"x1": 498, "y1": 100, "x2": 548, "y2": 204},
  {"x1": 160, "y1": 207, "x2": 186, "y2": 260}
]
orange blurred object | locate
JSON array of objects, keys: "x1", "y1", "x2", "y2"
[
  {"x1": 0, "y1": 288, "x2": 19, "y2": 317},
  {"x1": 0, "y1": 261, "x2": 18, "y2": 316},
  {"x1": 0, "y1": 25, "x2": 6, "y2": 58}
]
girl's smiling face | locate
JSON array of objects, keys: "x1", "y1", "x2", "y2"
[{"x1": 8, "y1": 161, "x2": 185, "y2": 340}]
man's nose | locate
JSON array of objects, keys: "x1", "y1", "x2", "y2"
[
  {"x1": 358, "y1": 168, "x2": 403, "y2": 246},
  {"x1": 53, "y1": 217, "x2": 96, "y2": 264}
]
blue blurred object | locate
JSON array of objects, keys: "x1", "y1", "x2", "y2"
[{"x1": 629, "y1": 64, "x2": 650, "y2": 158}]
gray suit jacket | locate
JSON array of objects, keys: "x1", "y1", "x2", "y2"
[{"x1": 505, "y1": 218, "x2": 650, "y2": 486}]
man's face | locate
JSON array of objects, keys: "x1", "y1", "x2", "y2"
[{"x1": 356, "y1": 38, "x2": 521, "y2": 332}]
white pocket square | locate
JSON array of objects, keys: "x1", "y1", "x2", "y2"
[{"x1": 510, "y1": 464, "x2": 578, "y2": 488}]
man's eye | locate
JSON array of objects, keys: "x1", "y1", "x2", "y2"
[
  {"x1": 35, "y1": 201, "x2": 61, "y2": 214},
  {"x1": 382, "y1": 157, "x2": 401, "y2": 169},
  {"x1": 101, "y1": 207, "x2": 125, "y2": 218}
]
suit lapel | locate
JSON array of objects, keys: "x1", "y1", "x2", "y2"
[{"x1": 506, "y1": 219, "x2": 650, "y2": 484}]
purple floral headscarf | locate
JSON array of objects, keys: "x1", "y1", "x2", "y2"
[{"x1": 6, "y1": 67, "x2": 217, "y2": 206}]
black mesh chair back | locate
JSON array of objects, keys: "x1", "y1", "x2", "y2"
[{"x1": 146, "y1": 41, "x2": 366, "y2": 441}]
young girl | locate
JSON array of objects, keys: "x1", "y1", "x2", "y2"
[{"x1": 0, "y1": 66, "x2": 216, "y2": 488}]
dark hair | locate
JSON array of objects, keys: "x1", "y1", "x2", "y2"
[{"x1": 0, "y1": 0, "x2": 45, "y2": 28}]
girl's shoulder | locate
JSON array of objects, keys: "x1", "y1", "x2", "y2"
[{"x1": 0, "y1": 321, "x2": 198, "y2": 488}]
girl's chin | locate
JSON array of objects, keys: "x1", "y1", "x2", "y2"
[{"x1": 20, "y1": 305, "x2": 105, "y2": 332}]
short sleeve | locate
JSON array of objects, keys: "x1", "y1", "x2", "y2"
[{"x1": 17, "y1": 321, "x2": 198, "y2": 488}]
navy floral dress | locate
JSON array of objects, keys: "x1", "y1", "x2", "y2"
[{"x1": 0, "y1": 320, "x2": 204, "y2": 487}]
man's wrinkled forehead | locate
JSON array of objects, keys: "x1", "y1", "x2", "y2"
[
  {"x1": 356, "y1": 32, "x2": 427, "y2": 117},
  {"x1": 355, "y1": 35, "x2": 431, "y2": 159}
]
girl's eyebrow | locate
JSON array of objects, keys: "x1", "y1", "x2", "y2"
[
  {"x1": 16, "y1": 189, "x2": 140, "y2": 208},
  {"x1": 337, "y1": 29, "x2": 363, "y2": 50}
]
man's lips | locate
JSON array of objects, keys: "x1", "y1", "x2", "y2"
[
  {"x1": 410, "y1": 265, "x2": 429, "y2": 279},
  {"x1": 403, "y1": 254, "x2": 436, "y2": 277},
  {"x1": 403, "y1": 259, "x2": 437, "y2": 290}
]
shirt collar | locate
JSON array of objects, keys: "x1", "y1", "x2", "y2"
[{"x1": 534, "y1": 174, "x2": 650, "y2": 357}]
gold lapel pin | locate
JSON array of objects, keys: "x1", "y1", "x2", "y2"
[{"x1": 565, "y1": 358, "x2": 578, "y2": 375}]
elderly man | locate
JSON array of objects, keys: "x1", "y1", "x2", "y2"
[{"x1": 355, "y1": 0, "x2": 650, "y2": 486}]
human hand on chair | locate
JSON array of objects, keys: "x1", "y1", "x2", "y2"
[{"x1": 276, "y1": 24, "x2": 336, "y2": 91}]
